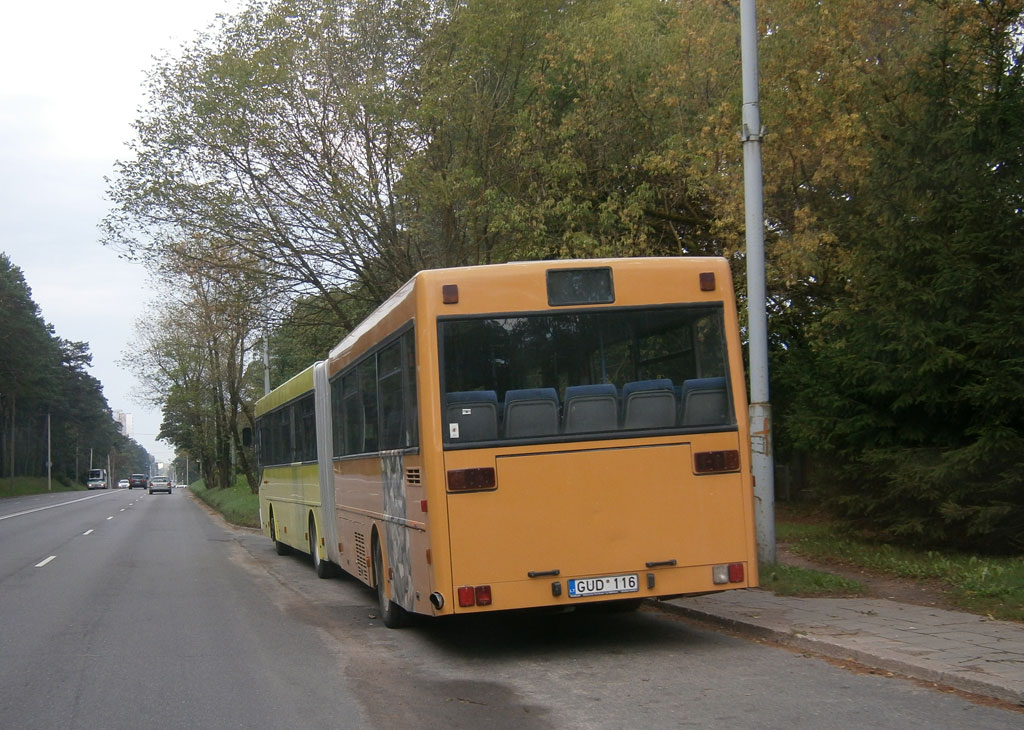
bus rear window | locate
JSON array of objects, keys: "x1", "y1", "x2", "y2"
[{"x1": 440, "y1": 305, "x2": 735, "y2": 446}]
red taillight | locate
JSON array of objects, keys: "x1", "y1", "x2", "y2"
[
  {"x1": 713, "y1": 562, "x2": 747, "y2": 585},
  {"x1": 728, "y1": 563, "x2": 744, "y2": 583},
  {"x1": 694, "y1": 450, "x2": 740, "y2": 474},
  {"x1": 457, "y1": 584, "x2": 493, "y2": 607},
  {"x1": 447, "y1": 467, "x2": 496, "y2": 492}
]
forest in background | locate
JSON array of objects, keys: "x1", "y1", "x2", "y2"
[
  {"x1": 0, "y1": 254, "x2": 151, "y2": 488},
  {"x1": 101, "y1": 0, "x2": 1023, "y2": 552}
]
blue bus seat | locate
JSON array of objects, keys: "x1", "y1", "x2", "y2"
[
  {"x1": 622, "y1": 379, "x2": 676, "y2": 429},
  {"x1": 563, "y1": 384, "x2": 619, "y2": 433},
  {"x1": 445, "y1": 390, "x2": 498, "y2": 442},
  {"x1": 680, "y1": 377, "x2": 729, "y2": 426},
  {"x1": 504, "y1": 388, "x2": 560, "y2": 438}
]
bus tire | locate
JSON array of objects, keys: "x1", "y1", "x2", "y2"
[
  {"x1": 270, "y1": 511, "x2": 290, "y2": 556},
  {"x1": 373, "y1": 536, "x2": 410, "y2": 628},
  {"x1": 309, "y1": 515, "x2": 331, "y2": 579}
]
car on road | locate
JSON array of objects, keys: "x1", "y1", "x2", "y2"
[
  {"x1": 117, "y1": 479, "x2": 129, "y2": 489},
  {"x1": 128, "y1": 474, "x2": 148, "y2": 490},
  {"x1": 148, "y1": 476, "x2": 172, "y2": 494}
]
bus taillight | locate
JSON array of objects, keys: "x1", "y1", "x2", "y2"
[
  {"x1": 694, "y1": 450, "x2": 740, "y2": 474},
  {"x1": 457, "y1": 585, "x2": 493, "y2": 607},
  {"x1": 447, "y1": 467, "x2": 496, "y2": 492},
  {"x1": 712, "y1": 563, "x2": 745, "y2": 584}
]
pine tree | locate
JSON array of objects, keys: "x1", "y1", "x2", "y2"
[{"x1": 788, "y1": 2, "x2": 1024, "y2": 552}]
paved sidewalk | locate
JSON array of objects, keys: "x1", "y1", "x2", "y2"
[{"x1": 658, "y1": 589, "x2": 1024, "y2": 705}]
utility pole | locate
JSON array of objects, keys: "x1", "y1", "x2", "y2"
[
  {"x1": 9, "y1": 394, "x2": 15, "y2": 493},
  {"x1": 263, "y1": 333, "x2": 271, "y2": 395},
  {"x1": 46, "y1": 411, "x2": 52, "y2": 492},
  {"x1": 740, "y1": 0, "x2": 776, "y2": 563}
]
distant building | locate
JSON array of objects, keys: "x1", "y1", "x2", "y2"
[{"x1": 114, "y1": 410, "x2": 134, "y2": 438}]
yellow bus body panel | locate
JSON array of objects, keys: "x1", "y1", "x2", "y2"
[
  {"x1": 444, "y1": 433, "x2": 752, "y2": 611},
  {"x1": 260, "y1": 462, "x2": 322, "y2": 553},
  {"x1": 255, "y1": 364, "x2": 314, "y2": 418}
]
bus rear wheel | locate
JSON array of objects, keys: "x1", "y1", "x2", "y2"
[
  {"x1": 270, "y1": 511, "x2": 289, "y2": 556},
  {"x1": 372, "y1": 537, "x2": 410, "y2": 628},
  {"x1": 309, "y1": 516, "x2": 331, "y2": 579}
]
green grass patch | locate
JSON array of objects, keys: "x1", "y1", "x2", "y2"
[
  {"x1": 759, "y1": 562, "x2": 868, "y2": 597},
  {"x1": 0, "y1": 476, "x2": 85, "y2": 498},
  {"x1": 190, "y1": 477, "x2": 260, "y2": 529},
  {"x1": 776, "y1": 505, "x2": 1024, "y2": 622}
]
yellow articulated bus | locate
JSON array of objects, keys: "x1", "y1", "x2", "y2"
[
  {"x1": 254, "y1": 258, "x2": 758, "y2": 627},
  {"x1": 254, "y1": 363, "x2": 337, "y2": 578}
]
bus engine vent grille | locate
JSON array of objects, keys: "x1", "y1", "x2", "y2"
[
  {"x1": 406, "y1": 468, "x2": 421, "y2": 485},
  {"x1": 354, "y1": 532, "x2": 368, "y2": 581}
]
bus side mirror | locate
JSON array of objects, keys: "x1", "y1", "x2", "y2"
[{"x1": 242, "y1": 427, "x2": 253, "y2": 447}]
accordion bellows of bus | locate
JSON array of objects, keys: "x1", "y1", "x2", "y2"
[{"x1": 253, "y1": 258, "x2": 758, "y2": 627}]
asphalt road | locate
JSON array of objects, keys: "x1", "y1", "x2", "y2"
[
  {"x1": 1, "y1": 489, "x2": 1020, "y2": 730},
  {"x1": 0, "y1": 489, "x2": 365, "y2": 730}
]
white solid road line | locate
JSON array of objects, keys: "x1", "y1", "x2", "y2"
[
  {"x1": 35, "y1": 556, "x2": 57, "y2": 568},
  {"x1": 0, "y1": 492, "x2": 115, "y2": 522}
]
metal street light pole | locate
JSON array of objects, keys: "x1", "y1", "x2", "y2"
[
  {"x1": 46, "y1": 411, "x2": 52, "y2": 492},
  {"x1": 740, "y1": 0, "x2": 776, "y2": 564},
  {"x1": 264, "y1": 333, "x2": 271, "y2": 395}
]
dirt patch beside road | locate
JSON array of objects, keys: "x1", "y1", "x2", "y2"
[{"x1": 776, "y1": 544, "x2": 960, "y2": 611}]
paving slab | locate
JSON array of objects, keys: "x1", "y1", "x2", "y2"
[{"x1": 655, "y1": 589, "x2": 1024, "y2": 705}]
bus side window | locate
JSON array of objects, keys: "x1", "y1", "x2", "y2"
[
  {"x1": 295, "y1": 395, "x2": 316, "y2": 462},
  {"x1": 330, "y1": 375, "x2": 345, "y2": 457},
  {"x1": 378, "y1": 339, "x2": 405, "y2": 450},
  {"x1": 274, "y1": 407, "x2": 290, "y2": 464},
  {"x1": 358, "y1": 358, "x2": 378, "y2": 453},
  {"x1": 342, "y1": 370, "x2": 364, "y2": 455}
]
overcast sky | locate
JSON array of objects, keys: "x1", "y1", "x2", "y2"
[{"x1": 1, "y1": 0, "x2": 240, "y2": 466}]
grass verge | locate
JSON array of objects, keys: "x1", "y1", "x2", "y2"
[
  {"x1": 0, "y1": 476, "x2": 85, "y2": 498},
  {"x1": 190, "y1": 477, "x2": 260, "y2": 529},
  {"x1": 776, "y1": 504, "x2": 1024, "y2": 622},
  {"x1": 758, "y1": 561, "x2": 868, "y2": 597}
]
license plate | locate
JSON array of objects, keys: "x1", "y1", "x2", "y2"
[{"x1": 568, "y1": 573, "x2": 639, "y2": 598}]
